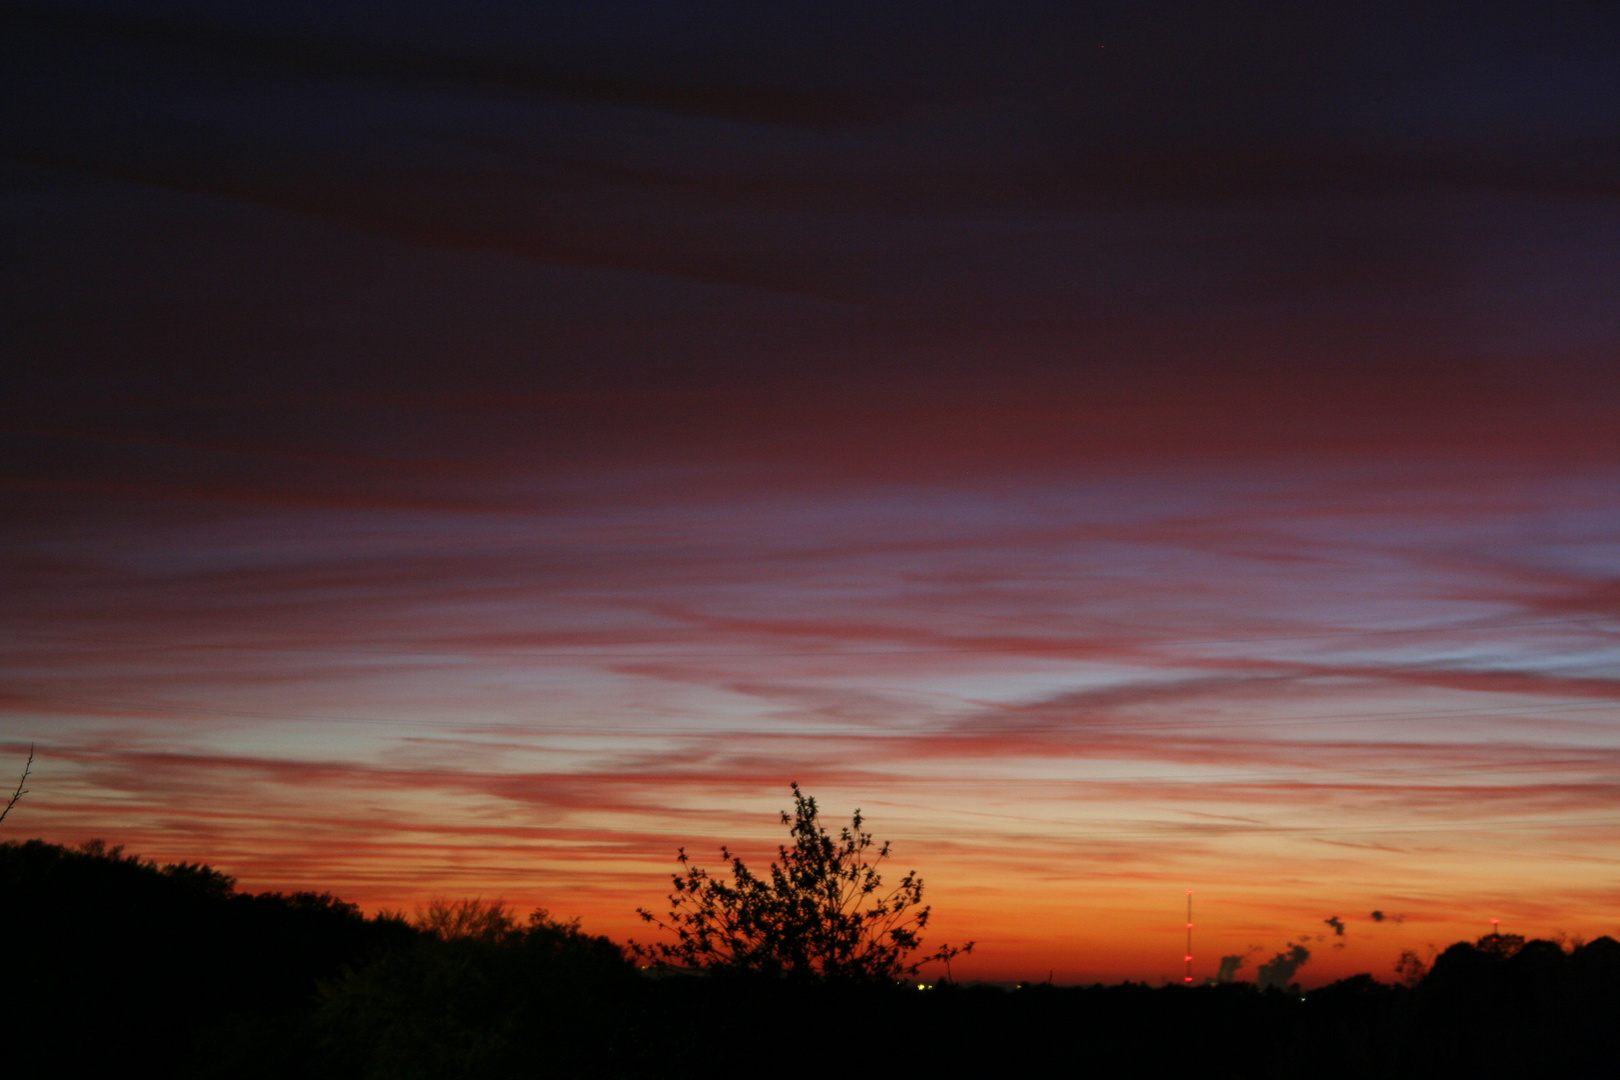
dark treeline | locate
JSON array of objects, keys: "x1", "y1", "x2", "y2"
[{"x1": 4, "y1": 838, "x2": 1617, "y2": 1079}]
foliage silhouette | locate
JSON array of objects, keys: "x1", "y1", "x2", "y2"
[
  {"x1": 316, "y1": 906, "x2": 636, "y2": 1080},
  {"x1": 0, "y1": 837, "x2": 412, "y2": 1076},
  {"x1": 414, "y1": 896, "x2": 519, "y2": 942},
  {"x1": 634, "y1": 783, "x2": 970, "y2": 981},
  {"x1": 1393, "y1": 947, "x2": 1430, "y2": 987},
  {"x1": 1476, "y1": 930, "x2": 1526, "y2": 958}
]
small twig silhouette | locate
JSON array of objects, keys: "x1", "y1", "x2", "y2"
[{"x1": 1, "y1": 744, "x2": 33, "y2": 826}]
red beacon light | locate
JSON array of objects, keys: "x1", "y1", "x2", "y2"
[{"x1": 1183, "y1": 889, "x2": 1195, "y2": 986}]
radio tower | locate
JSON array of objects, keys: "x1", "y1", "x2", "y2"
[{"x1": 1184, "y1": 889, "x2": 1194, "y2": 985}]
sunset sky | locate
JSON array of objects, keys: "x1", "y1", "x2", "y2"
[{"x1": 5, "y1": 1, "x2": 1620, "y2": 985}]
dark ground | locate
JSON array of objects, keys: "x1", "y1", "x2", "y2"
[{"x1": 4, "y1": 839, "x2": 1616, "y2": 1079}]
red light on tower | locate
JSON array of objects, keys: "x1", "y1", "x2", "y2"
[{"x1": 1184, "y1": 890, "x2": 1194, "y2": 985}]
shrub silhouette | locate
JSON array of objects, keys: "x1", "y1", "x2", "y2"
[
  {"x1": 316, "y1": 906, "x2": 636, "y2": 1080},
  {"x1": 414, "y1": 896, "x2": 519, "y2": 942},
  {"x1": 1393, "y1": 947, "x2": 1430, "y2": 986},
  {"x1": 0, "y1": 837, "x2": 410, "y2": 1076},
  {"x1": 634, "y1": 783, "x2": 970, "y2": 981}
]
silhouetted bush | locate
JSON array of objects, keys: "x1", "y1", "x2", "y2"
[
  {"x1": 315, "y1": 905, "x2": 638, "y2": 1079},
  {"x1": 634, "y1": 783, "x2": 970, "y2": 982}
]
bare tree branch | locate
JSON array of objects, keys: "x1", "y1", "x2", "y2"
[{"x1": 0, "y1": 744, "x2": 33, "y2": 826}]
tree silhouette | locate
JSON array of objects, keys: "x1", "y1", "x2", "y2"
[
  {"x1": 634, "y1": 783, "x2": 970, "y2": 982},
  {"x1": 1477, "y1": 930, "x2": 1526, "y2": 958},
  {"x1": 414, "y1": 897, "x2": 519, "y2": 943},
  {"x1": 316, "y1": 904, "x2": 634, "y2": 1079},
  {"x1": 1394, "y1": 947, "x2": 1430, "y2": 986}
]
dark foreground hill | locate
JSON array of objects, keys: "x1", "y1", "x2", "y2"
[
  {"x1": 4, "y1": 838, "x2": 1617, "y2": 1078},
  {"x1": 0, "y1": 838, "x2": 414, "y2": 1075}
]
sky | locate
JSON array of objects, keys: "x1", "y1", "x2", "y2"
[{"x1": 4, "y1": 1, "x2": 1620, "y2": 985}]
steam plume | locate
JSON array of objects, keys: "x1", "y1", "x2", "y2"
[{"x1": 1256, "y1": 943, "x2": 1311, "y2": 990}]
